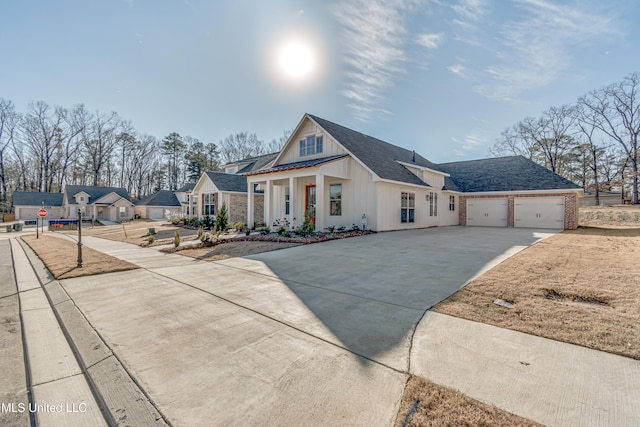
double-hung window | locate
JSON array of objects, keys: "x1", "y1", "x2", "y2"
[
  {"x1": 449, "y1": 195, "x2": 455, "y2": 211},
  {"x1": 401, "y1": 192, "x2": 415, "y2": 223},
  {"x1": 285, "y1": 187, "x2": 290, "y2": 215},
  {"x1": 203, "y1": 194, "x2": 215, "y2": 216},
  {"x1": 429, "y1": 192, "x2": 438, "y2": 217},
  {"x1": 330, "y1": 184, "x2": 342, "y2": 216},
  {"x1": 299, "y1": 135, "x2": 324, "y2": 157},
  {"x1": 119, "y1": 206, "x2": 126, "y2": 219}
]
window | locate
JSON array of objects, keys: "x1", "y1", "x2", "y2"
[
  {"x1": 203, "y1": 193, "x2": 215, "y2": 216},
  {"x1": 80, "y1": 196, "x2": 85, "y2": 202},
  {"x1": 401, "y1": 192, "x2": 415, "y2": 223},
  {"x1": 119, "y1": 206, "x2": 126, "y2": 219},
  {"x1": 330, "y1": 184, "x2": 342, "y2": 216},
  {"x1": 227, "y1": 167, "x2": 236, "y2": 174},
  {"x1": 299, "y1": 135, "x2": 324, "y2": 157},
  {"x1": 429, "y1": 192, "x2": 438, "y2": 217},
  {"x1": 285, "y1": 187, "x2": 290, "y2": 215},
  {"x1": 449, "y1": 195, "x2": 455, "y2": 211}
]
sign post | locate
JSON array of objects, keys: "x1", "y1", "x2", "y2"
[
  {"x1": 77, "y1": 208, "x2": 83, "y2": 268},
  {"x1": 37, "y1": 208, "x2": 48, "y2": 239}
]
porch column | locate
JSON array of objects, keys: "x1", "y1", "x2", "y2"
[
  {"x1": 289, "y1": 176, "x2": 296, "y2": 229},
  {"x1": 188, "y1": 193, "x2": 192, "y2": 218},
  {"x1": 265, "y1": 179, "x2": 273, "y2": 228},
  {"x1": 315, "y1": 173, "x2": 325, "y2": 231},
  {"x1": 247, "y1": 181, "x2": 254, "y2": 228}
]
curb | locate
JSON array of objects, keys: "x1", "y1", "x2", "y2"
[{"x1": 17, "y1": 238, "x2": 168, "y2": 427}]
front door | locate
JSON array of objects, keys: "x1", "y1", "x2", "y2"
[{"x1": 305, "y1": 185, "x2": 316, "y2": 225}]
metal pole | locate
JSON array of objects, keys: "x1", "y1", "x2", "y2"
[
  {"x1": 36, "y1": 216, "x2": 39, "y2": 239},
  {"x1": 77, "y1": 209, "x2": 83, "y2": 268}
]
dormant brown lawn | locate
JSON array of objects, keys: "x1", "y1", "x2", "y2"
[
  {"x1": 22, "y1": 234, "x2": 138, "y2": 279},
  {"x1": 395, "y1": 377, "x2": 541, "y2": 427},
  {"x1": 434, "y1": 226, "x2": 640, "y2": 359}
]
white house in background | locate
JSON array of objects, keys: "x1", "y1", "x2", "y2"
[
  {"x1": 12, "y1": 192, "x2": 65, "y2": 221},
  {"x1": 134, "y1": 190, "x2": 182, "y2": 220},
  {"x1": 12, "y1": 185, "x2": 135, "y2": 222},
  {"x1": 245, "y1": 114, "x2": 583, "y2": 232},
  {"x1": 63, "y1": 185, "x2": 134, "y2": 222}
]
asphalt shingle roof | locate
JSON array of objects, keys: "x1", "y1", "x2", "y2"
[
  {"x1": 175, "y1": 183, "x2": 195, "y2": 192},
  {"x1": 65, "y1": 185, "x2": 131, "y2": 204},
  {"x1": 308, "y1": 115, "x2": 440, "y2": 187},
  {"x1": 134, "y1": 190, "x2": 181, "y2": 207},
  {"x1": 438, "y1": 156, "x2": 581, "y2": 192},
  {"x1": 12, "y1": 191, "x2": 64, "y2": 207},
  {"x1": 236, "y1": 152, "x2": 279, "y2": 174},
  {"x1": 204, "y1": 171, "x2": 248, "y2": 192}
]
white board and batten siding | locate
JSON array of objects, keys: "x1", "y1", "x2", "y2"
[
  {"x1": 277, "y1": 120, "x2": 348, "y2": 165},
  {"x1": 514, "y1": 196, "x2": 565, "y2": 229},
  {"x1": 466, "y1": 198, "x2": 508, "y2": 227}
]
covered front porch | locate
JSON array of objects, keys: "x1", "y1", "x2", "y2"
[{"x1": 247, "y1": 158, "x2": 352, "y2": 232}]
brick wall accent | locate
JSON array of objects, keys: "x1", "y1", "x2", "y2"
[
  {"x1": 459, "y1": 193, "x2": 579, "y2": 230},
  {"x1": 254, "y1": 194, "x2": 265, "y2": 226},
  {"x1": 229, "y1": 194, "x2": 246, "y2": 224}
]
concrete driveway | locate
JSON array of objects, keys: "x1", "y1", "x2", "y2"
[{"x1": 57, "y1": 226, "x2": 552, "y2": 426}]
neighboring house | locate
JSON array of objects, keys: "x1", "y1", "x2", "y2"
[
  {"x1": 174, "y1": 183, "x2": 196, "y2": 217},
  {"x1": 222, "y1": 153, "x2": 278, "y2": 174},
  {"x1": 134, "y1": 190, "x2": 182, "y2": 220},
  {"x1": 63, "y1": 185, "x2": 134, "y2": 222},
  {"x1": 12, "y1": 185, "x2": 135, "y2": 223},
  {"x1": 245, "y1": 114, "x2": 583, "y2": 231},
  {"x1": 12, "y1": 192, "x2": 65, "y2": 221},
  {"x1": 192, "y1": 171, "x2": 265, "y2": 224}
]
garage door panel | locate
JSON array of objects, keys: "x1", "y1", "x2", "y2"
[
  {"x1": 467, "y1": 198, "x2": 508, "y2": 227},
  {"x1": 514, "y1": 197, "x2": 564, "y2": 229},
  {"x1": 149, "y1": 208, "x2": 166, "y2": 220}
]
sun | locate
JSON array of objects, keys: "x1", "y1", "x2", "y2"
[{"x1": 277, "y1": 40, "x2": 315, "y2": 79}]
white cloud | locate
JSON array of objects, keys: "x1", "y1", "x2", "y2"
[
  {"x1": 332, "y1": 0, "x2": 422, "y2": 121},
  {"x1": 474, "y1": 0, "x2": 621, "y2": 101},
  {"x1": 415, "y1": 33, "x2": 443, "y2": 49},
  {"x1": 452, "y1": 0, "x2": 488, "y2": 22},
  {"x1": 451, "y1": 129, "x2": 488, "y2": 157},
  {"x1": 448, "y1": 64, "x2": 470, "y2": 78}
]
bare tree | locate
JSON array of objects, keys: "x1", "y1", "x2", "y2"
[
  {"x1": 83, "y1": 110, "x2": 120, "y2": 186},
  {"x1": 579, "y1": 72, "x2": 640, "y2": 204},
  {"x1": 218, "y1": 132, "x2": 265, "y2": 164},
  {"x1": 0, "y1": 99, "x2": 18, "y2": 206}
]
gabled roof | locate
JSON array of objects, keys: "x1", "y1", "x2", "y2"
[
  {"x1": 307, "y1": 115, "x2": 441, "y2": 187},
  {"x1": 175, "y1": 183, "x2": 195, "y2": 193},
  {"x1": 65, "y1": 185, "x2": 131, "y2": 205},
  {"x1": 235, "y1": 152, "x2": 279, "y2": 174},
  {"x1": 204, "y1": 171, "x2": 248, "y2": 193},
  {"x1": 438, "y1": 156, "x2": 582, "y2": 193},
  {"x1": 134, "y1": 190, "x2": 181, "y2": 207},
  {"x1": 12, "y1": 191, "x2": 64, "y2": 207}
]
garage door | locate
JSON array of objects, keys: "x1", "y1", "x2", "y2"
[
  {"x1": 514, "y1": 197, "x2": 564, "y2": 229},
  {"x1": 466, "y1": 198, "x2": 508, "y2": 227},
  {"x1": 148, "y1": 207, "x2": 166, "y2": 220},
  {"x1": 17, "y1": 208, "x2": 39, "y2": 221}
]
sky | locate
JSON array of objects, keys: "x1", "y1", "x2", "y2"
[{"x1": 2, "y1": 0, "x2": 639, "y2": 163}]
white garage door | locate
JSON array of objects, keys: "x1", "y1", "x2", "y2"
[
  {"x1": 466, "y1": 198, "x2": 508, "y2": 227},
  {"x1": 17, "y1": 208, "x2": 39, "y2": 221},
  {"x1": 148, "y1": 208, "x2": 166, "y2": 220},
  {"x1": 514, "y1": 197, "x2": 565, "y2": 229}
]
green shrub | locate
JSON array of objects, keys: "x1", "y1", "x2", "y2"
[
  {"x1": 216, "y1": 202, "x2": 229, "y2": 231},
  {"x1": 174, "y1": 231, "x2": 180, "y2": 248},
  {"x1": 295, "y1": 211, "x2": 315, "y2": 236},
  {"x1": 259, "y1": 227, "x2": 271, "y2": 235},
  {"x1": 233, "y1": 221, "x2": 245, "y2": 231},
  {"x1": 277, "y1": 226, "x2": 288, "y2": 236}
]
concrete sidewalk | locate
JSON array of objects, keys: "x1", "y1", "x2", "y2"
[
  {"x1": 15, "y1": 229, "x2": 640, "y2": 426},
  {"x1": 3, "y1": 236, "x2": 106, "y2": 426}
]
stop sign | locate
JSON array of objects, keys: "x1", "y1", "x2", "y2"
[{"x1": 37, "y1": 209, "x2": 48, "y2": 217}]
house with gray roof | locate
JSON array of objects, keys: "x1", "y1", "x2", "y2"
[
  {"x1": 12, "y1": 191, "x2": 65, "y2": 221},
  {"x1": 62, "y1": 185, "x2": 134, "y2": 222},
  {"x1": 12, "y1": 185, "x2": 135, "y2": 223},
  {"x1": 134, "y1": 190, "x2": 182, "y2": 220},
  {"x1": 191, "y1": 170, "x2": 265, "y2": 225},
  {"x1": 244, "y1": 113, "x2": 582, "y2": 231}
]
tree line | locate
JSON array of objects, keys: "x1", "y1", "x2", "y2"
[
  {"x1": 492, "y1": 71, "x2": 640, "y2": 205},
  {"x1": 0, "y1": 98, "x2": 290, "y2": 211}
]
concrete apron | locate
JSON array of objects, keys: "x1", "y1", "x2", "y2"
[{"x1": 53, "y1": 226, "x2": 566, "y2": 426}]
